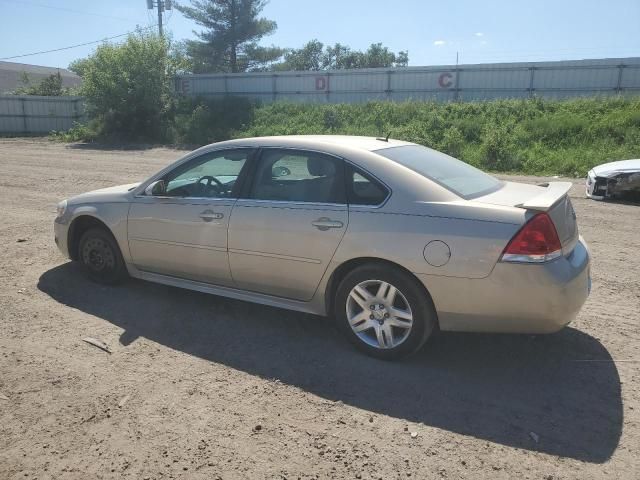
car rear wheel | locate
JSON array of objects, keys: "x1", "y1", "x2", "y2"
[
  {"x1": 334, "y1": 264, "x2": 437, "y2": 360},
  {"x1": 78, "y1": 227, "x2": 127, "y2": 285}
]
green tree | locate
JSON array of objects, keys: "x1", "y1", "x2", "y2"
[
  {"x1": 276, "y1": 39, "x2": 325, "y2": 71},
  {"x1": 274, "y1": 40, "x2": 409, "y2": 71},
  {"x1": 176, "y1": 0, "x2": 284, "y2": 73},
  {"x1": 324, "y1": 43, "x2": 356, "y2": 69},
  {"x1": 356, "y1": 43, "x2": 409, "y2": 69},
  {"x1": 12, "y1": 71, "x2": 70, "y2": 96},
  {"x1": 74, "y1": 31, "x2": 173, "y2": 140}
]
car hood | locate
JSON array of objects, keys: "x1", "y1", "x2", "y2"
[
  {"x1": 68, "y1": 183, "x2": 140, "y2": 204},
  {"x1": 591, "y1": 159, "x2": 640, "y2": 177}
]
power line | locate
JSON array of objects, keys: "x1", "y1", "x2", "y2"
[
  {"x1": 0, "y1": 26, "x2": 157, "y2": 61},
  {"x1": 0, "y1": 0, "x2": 131, "y2": 21}
]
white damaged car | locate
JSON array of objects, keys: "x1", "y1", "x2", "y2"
[{"x1": 586, "y1": 159, "x2": 640, "y2": 200}]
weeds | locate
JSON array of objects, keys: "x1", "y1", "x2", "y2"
[{"x1": 51, "y1": 96, "x2": 640, "y2": 176}]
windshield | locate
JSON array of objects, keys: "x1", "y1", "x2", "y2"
[{"x1": 376, "y1": 145, "x2": 502, "y2": 198}]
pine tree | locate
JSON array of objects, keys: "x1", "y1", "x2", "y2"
[{"x1": 176, "y1": 0, "x2": 284, "y2": 73}]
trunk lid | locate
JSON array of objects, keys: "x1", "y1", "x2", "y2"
[{"x1": 472, "y1": 181, "x2": 579, "y2": 255}]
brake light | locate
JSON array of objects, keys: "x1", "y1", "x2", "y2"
[{"x1": 501, "y1": 213, "x2": 562, "y2": 263}]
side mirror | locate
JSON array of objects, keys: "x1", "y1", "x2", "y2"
[{"x1": 144, "y1": 180, "x2": 166, "y2": 196}]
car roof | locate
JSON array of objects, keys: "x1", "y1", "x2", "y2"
[
  {"x1": 208, "y1": 135, "x2": 414, "y2": 152},
  {"x1": 192, "y1": 135, "x2": 463, "y2": 204}
]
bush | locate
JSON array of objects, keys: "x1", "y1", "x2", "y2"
[
  {"x1": 49, "y1": 122, "x2": 96, "y2": 142},
  {"x1": 236, "y1": 97, "x2": 640, "y2": 175},
  {"x1": 12, "y1": 72, "x2": 73, "y2": 96},
  {"x1": 73, "y1": 31, "x2": 173, "y2": 142},
  {"x1": 53, "y1": 93, "x2": 640, "y2": 176},
  {"x1": 171, "y1": 96, "x2": 257, "y2": 145},
  {"x1": 439, "y1": 126, "x2": 465, "y2": 158}
]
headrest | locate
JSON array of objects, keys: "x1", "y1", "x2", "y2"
[{"x1": 307, "y1": 156, "x2": 335, "y2": 176}]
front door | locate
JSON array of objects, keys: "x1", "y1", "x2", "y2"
[
  {"x1": 228, "y1": 148, "x2": 348, "y2": 301},
  {"x1": 128, "y1": 148, "x2": 253, "y2": 286}
]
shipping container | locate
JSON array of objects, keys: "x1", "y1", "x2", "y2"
[{"x1": 175, "y1": 57, "x2": 640, "y2": 104}]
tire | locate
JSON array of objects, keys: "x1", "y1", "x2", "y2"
[
  {"x1": 334, "y1": 264, "x2": 437, "y2": 360},
  {"x1": 78, "y1": 227, "x2": 127, "y2": 285}
]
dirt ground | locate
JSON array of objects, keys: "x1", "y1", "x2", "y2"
[{"x1": 0, "y1": 138, "x2": 638, "y2": 480}]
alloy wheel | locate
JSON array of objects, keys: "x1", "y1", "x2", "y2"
[{"x1": 346, "y1": 279, "x2": 413, "y2": 349}]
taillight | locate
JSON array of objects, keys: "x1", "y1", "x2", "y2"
[{"x1": 501, "y1": 213, "x2": 562, "y2": 263}]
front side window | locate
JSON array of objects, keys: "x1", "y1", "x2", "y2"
[
  {"x1": 162, "y1": 149, "x2": 252, "y2": 198},
  {"x1": 376, "y1": 145, "x2": 502, "y2": 198},
  {"x1": 249, "y1": 149, "x2": 345, "y2": 204}
]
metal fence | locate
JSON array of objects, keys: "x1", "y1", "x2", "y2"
[
  {"x1": 3, "y1": 57, "x2": 640, "y2": 134},
  {"x1": 0, "y1": 95, "x2": 85, "y2": 134},
  {"x1": 175, "y1": 57, "x2": 640, "y2": 103}
]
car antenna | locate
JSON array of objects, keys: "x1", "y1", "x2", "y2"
[{"x1": 376, "y1": 132, "x2": 391, "y2": 142}]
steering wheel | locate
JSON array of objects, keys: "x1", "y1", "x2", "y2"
[{"x1": 196, "y1": 175, "x2": 226, "y2": 196}]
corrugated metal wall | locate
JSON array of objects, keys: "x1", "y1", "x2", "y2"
[
  {"x1": 0, "y1": 95, "x2": 84, "y2": 134},
  {"x1": 175, "y1": 57, "x2": 640, "y2": 103},
  {"x1": 3, "y1": 58, "x2": 638, "y2": 135}
]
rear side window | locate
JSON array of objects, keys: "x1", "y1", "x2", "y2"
[
  {"x1": 249, "y1": 149, "x2": 346, "y2": 204},
  {"x1": 376, "y1": 145, "x2": 501, "y2": 198},
  {"x1": 346, "y1": 166, "x2": 389, "y2": 206}
]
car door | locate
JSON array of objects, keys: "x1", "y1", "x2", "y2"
[
  {"x1": 228, "y1": 148, "x2": 349, "y2": 301},
  {"x1": 127, "y1": 148, "x2": 253, "y2": 286}
]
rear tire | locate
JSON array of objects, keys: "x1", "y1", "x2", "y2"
[
  {"x1": 334, "y1": 264, "x2": 437, "y2": 360},
  {"x1": 78, "y1": 227, "x2": 127, "y2": 285}
]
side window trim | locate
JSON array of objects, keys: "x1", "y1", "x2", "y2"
[{"x1": 242, "y1": 147, "x2": 347, "y2": 205}]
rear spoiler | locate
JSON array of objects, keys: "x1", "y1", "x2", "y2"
[{"x1": 515, "y1": 182, "x2": 573, "y2": 212}]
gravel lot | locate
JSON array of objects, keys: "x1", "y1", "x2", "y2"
[{"x1": 1, "y1": 138, "x2": 638, "y2": 479}]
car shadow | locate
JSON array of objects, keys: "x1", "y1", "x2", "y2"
[
  {"x1": 600, "y1": 196, "x2": 640, "y2": 206},
  {"x1": 38, "y1": 263, "x2": 622, "y2": 463}
]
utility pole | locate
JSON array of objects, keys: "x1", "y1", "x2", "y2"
[
  {"x1": 146, "y1": 0, "x2": 171, "y2": 37},
  {"x1": 157, "y1": 0, "x2": 163, "y2": 37}
]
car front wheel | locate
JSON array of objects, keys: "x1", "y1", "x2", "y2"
[
  {"x1": 78, "y1": 227, "x2": 127, "y2": 285},
  {"x1": 334, "y1": 264, "x2": 437, "y2": 360}
]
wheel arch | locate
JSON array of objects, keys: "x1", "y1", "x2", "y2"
[
  {"x1": 67, "y1": 215, "x2": 114, "y2": 261},
  {"x1": 324, "y1": 257, "x2": 438, "y2": 324}
]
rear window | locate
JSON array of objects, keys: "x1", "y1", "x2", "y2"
[{"x1": 376, "y1": 145, "x2": 502, "y2": 198}]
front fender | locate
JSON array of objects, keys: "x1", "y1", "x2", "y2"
[{"x1": 65, "y1": 203, "x2": 132, "y2": 263}]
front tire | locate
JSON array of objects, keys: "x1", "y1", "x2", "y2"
[
  {"x1": 334, "y1": 264, "x2": 437, "y2": 360},
  {"x1": 78, "y1": 227, "x2": 127, "y2": 285}
]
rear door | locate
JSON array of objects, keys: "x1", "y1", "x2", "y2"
[{"x1": 228, "y1": 148, "x2": 348, "y2": 301}]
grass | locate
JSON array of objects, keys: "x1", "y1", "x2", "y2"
[{"x1": 52, "y1": 96, "x2": 640, "y2": 177}]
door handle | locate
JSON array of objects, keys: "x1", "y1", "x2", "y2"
[
  {"x1": 312, "y1": 217, "x2": 344, "y2": 231},
  {"x1": 199, "y1": 210, "x2": 224, "y2": 222}
]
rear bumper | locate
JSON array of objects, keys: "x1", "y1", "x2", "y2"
[{"x1": 418, "y1": 237, "x2": 591, "y2": 334}]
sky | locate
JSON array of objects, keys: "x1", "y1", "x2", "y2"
[{"x1": 0, "y1": 0, "x2": 639, "y2": 69}]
